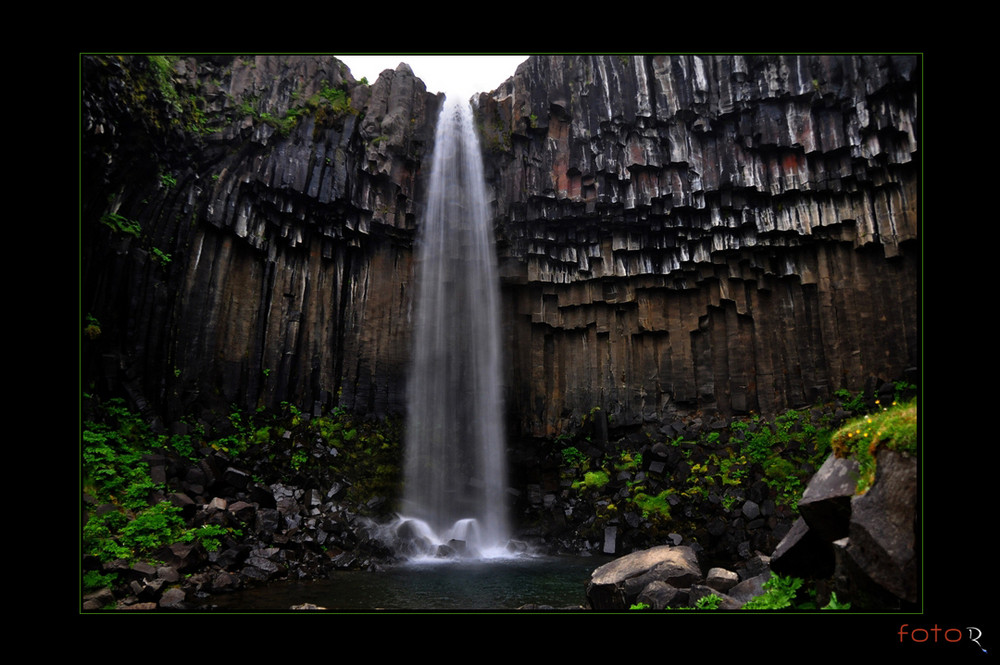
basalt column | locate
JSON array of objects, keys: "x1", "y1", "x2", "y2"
[
  {"x1": 475, "y1": 54, "x2": 919, "y2": 437},
  {"x1": 81, "y1": 56, "x2": 441, "y2": 425}
]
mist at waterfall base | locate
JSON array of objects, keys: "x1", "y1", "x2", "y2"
[{"x1": 386, "y1": 95, "x2": 512, "y2": 560}]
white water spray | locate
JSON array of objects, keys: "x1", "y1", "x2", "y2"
[{"x1": 396, "y1": 96, "x2": 510, "y2": 559}]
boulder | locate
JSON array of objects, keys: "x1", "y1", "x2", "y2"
[
  {"x1": 158, "y1": 587, "x2": 186, "y2": 609},
  {"x1": 706, "y1": 567, "x2": 739, "y2": 592},
  {"x1": 83, "y1": 587, "x2": 116, "y2": 611},
  {"x1": 689, "y1": 583, "x2": 742, "y2": 609},
  {"x1": 844, "y1": 450, "x2": 918, "y2": 605},
  {"x1": 586, "y1": 545, "x2": 702, "y2": 610},
  {"x1": 767, "y1": 447, "x2": 918, "y2": 609},
  {"x1": 727, "y1": 572, "x2": 770, "y2": 605},
  {"x1": 152, "y1": 542, "x2": 204, "y2": 573},
  {"x1": 634, "y1": 580, "x2": 680, "y2": 609},
  {"x1": 797, "y1": 454, "x2": 860, "y2": 542},
  {"x1": 770, "y1": 517, "x2": 835, "y2": 578},
  {"x1": 770, "y1": 453, "x2": 861, "y2": 578}
]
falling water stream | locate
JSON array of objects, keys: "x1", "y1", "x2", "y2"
[{"x1": 393, "y1": 95, "x2": 510, "y2": 558}]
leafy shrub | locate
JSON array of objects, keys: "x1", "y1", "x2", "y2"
[
  {"x1": 726, "y1": 407, "x2": 832, "y2": 512},
  {"x1": 730, "y1": 415, "x2": 774, "y2": 464},
  {"x1": 834, "y1": 388, "x2": 868, "y2": 414},
  {"x1": 100, "y1": 212, "x2": 142, "y2": 237},
  {"x1": 742, "y1": 573, "x2": 804, "y2": 610},
  {"x1": 82, "y1": 509, "x2": 132, "y2": 562},
  {"x1": 740, "y1": 573, "x2": 851, "y2": 610},
  {"x1": 186, "y1": 524, "x2": 241, "y2": 552},
  {"x1": 83, "y1": 570, "x2": 119, "y2": 595},
  {"x1": 82, "y1": 399, "x2": 159, "y2": 508},
  {"x1": 695, "y1": 594, "x2": 723, "y2": 609},
  {"x1": 306, "y1": 409, "x2": 401, "y2": 510},
  {"x1": 117, "y1": 501, "x2": 187, "y2": 554},
  {"x1": 561, "y1": 446, "x2": 586, "y2": 468},
  {"x1": 82, "y1": 500, "x2": 188, "y2": 563}
]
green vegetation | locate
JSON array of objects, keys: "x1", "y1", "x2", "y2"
[
  {"x1": 556, "y1": 386, "x2": 915, "y2": 543},
  {"x1": 100, "y1": 212, "x2": 142, "y2": 238},
  {"x1": 561, "y1": 445, "x2": 586, "y2": 468},
  {"x1": 560, "y1": 391, "x2": 911, "y2": 613},
  {"x1": 476, "y1": 104, "x2": 513, "y2": 153},
  {"x1": 694, "y1": 594, "x2": 723, "y2": 609},
  {"x1": 831, "y1": 398, "x2": 917, "y2": 494},
  {"x1": 573, "y1": 470, "x2": 610, "y2": 491},
  {"x1": 101, "y1": 55, "x2": 362, "y2": 140},
  {"x1": 98, "y1": 211, "x2": 173, "y2": 270},
  {"x1": 629, "y1": 573, "x2": 851, "y2": 610},
  {"x1": 631, "y1": 489, "x2": 672, "y2": 520},
  {"x1": 83, "y1": 314, "x2": 102, "y2": 340},
  {"x1": 726, "y1": 408, "x2": 832, "y2": 512},
  {"x1": 82, "y1": 397, "x2": 241, "y2": 591},
  {"x1": 147, "y1": 56, "x2": 181, "y2": 112},
  {"x1": 234, "y1": 79, "x2": 361, "y2": 138},
  {"x1": 278, "y1": 403, "x2": 402, "y2": 505},
  {"x1": 742, "y1": 572, "x2": 803, "y2": 609},
  {"x1": 151, "y1": 247, "x2": 172, "y2": 267},
  {"x1": 145, "y1": 56, "x2": 216, "y2": 135},
  {"x1": 90, "y1": 56, "x2": 204, "y2": 134},
  {"x1": 742, "y1": 573, "x2": 851, "y2": 610},
  {"x1": 81, "y1": 395, "x2": 402, "y2": 594},
  {"x1": 614, "y1": 450, "x2": 642, "y2": 473},
  {"x1": 833, "y1": 387, "x2": 867, "y2": 413}
]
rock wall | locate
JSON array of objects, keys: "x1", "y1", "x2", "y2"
[
  {"x1": 82, "y1": 55, "x2": 439, "y2": 426},
  {"x1": 475, "y1": 55, "x2": 919, "y2": 436},
  {"x1": 81, "y1": 54, "x2": 919, "y2": 438}
]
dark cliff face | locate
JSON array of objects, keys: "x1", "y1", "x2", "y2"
[
  {"x1": 476, "y1": 55, "x2": 919, "y2": 436},
  {"x1": 81, "y1": 54, "x2": 919, "y2": 438},
  {"x1": 82, "y1": 55, "x2": 440, "y2": 426}
]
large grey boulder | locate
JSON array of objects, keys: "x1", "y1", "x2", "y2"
[
  {"x1": 845, "y1": 449, "x2": 918, "y2": 605},
  {"x1": 771, "y1": 453, "x2": 859, "y2": 578},
  {"x1": 768, "y1": 447, "x2": 918, "y2": 609},
  {"x1": 706, "y1": 567, "x2": 739, "y2": 592},
  {"x1": 634, "y1": 580, "x2": 680, "y2": 610},
  {"x1": 797, "y1": 454, "x2": 860, "y2": 542},
  {"x1": 770, "y1": 516, "x2": 835, "y2": 578},
  {"x1": 727, "y1": 572, "x2": 770, "y2": 605},
  {"x1": 586, "y1": 545, "x2": 702, "y2": 610}
]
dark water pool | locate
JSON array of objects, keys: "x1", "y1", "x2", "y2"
[{"x1": 200, "y1": 554, "x2": 614, "y2": 612}]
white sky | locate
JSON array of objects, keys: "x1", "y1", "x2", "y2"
[{"x1": 335, "y1": 55, "x2": 529, "y2": 100}]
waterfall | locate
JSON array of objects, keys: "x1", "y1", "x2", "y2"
[{"x1": 398, "y1": 96, "x2": 510, "y2": 558}]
